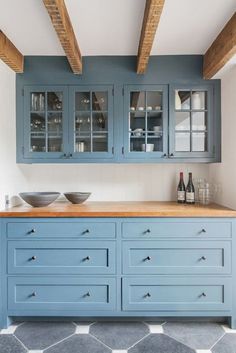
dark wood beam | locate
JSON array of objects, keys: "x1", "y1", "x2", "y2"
[
  {"x1": 43, "y1": 0, "x2": 82, "y2": 74},
  {"x1": 203, "y1": 12, "x2": 236, "y2": 79},
  {"x1": 0, "y1": 30, "x2": 23, "y2": 73},
  {"x1": 137, "y1": 0, "x2": 165, "y2": 74}
]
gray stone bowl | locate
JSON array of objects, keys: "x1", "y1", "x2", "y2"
[
  {"x1": 64, "y1": 192, "x2": 91, "y2": 204},
  {"x1": 19, "y1": 192, "x2": 60, "y2": 207}
]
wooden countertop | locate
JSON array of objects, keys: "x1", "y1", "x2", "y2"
[{"x1": 0, "y1": 201, "x2": 236, "y2": 218}]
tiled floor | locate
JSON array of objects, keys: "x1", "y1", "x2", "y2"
[{"x1": 0, "y1": 321, "x2": 235, "y2": 353}]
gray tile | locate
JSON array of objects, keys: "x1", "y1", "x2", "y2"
[
  {"x1": 163, "y1": 321, "x2": 224, "y2": 349},
  {"x1": 212, "y1": 333, "x2": 236, "y2": 353},
  {"x1": 129, "y1": 334, "x2": 195, "y2": 353},
  {"x1": 0, "y1": 334, "x2": 27, "y2": 353},
  {"x1": 90, "y1": 321, "x2": 149, "y2": 349},
  {"x1": 14, "y1": 321, "x2": 75, "y2": 350},
  {"x1": 45, "y1": 334, "x2": 111, "y2": 353}
]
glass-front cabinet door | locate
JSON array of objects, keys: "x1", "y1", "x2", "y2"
[
  {"x1": 69, "y1": 85, "x2": 113, "y2": 159},
  {"x1": 23, "y1": 86, "x2": 68, "y2": 159},
  {"x1": 169, "y1": 85, "x2": 214, "y2": 159},
  {"x1": 123, "y1": 85, "x2": 168, "y2": 159}
]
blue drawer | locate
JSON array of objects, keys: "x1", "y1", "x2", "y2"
[
  {"x1": 8, "y1": 241, "x2": 116, "y2": 274},
  {"x1": 122, "y1": 277, "x2": 232, "y2": 311},
  {"x1": 7, "y1": 221, "x2": 116, "y2": 238},
  {"x1": 122, "y1": 240, "x2": 231, "y2": 274},
  {"x1": 8, "y1": 277, "x2": 116, "y2": 311},
  {"x1": 122, "y1": 220, "x2": 232, "y2": 238}
]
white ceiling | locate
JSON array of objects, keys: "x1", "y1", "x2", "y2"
[{"x1": 0, "y1": 0, "x2": 235, "y2": 56}]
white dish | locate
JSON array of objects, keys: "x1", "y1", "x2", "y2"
[{"x1": 142, "y1": 144, "x2": 154, "y2": 152}]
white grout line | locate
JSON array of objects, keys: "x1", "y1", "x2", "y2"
[
  {"x1": 126, "y1": 332, "x2": 151, "y2": 350},
  {"x1": 221, "y1": 324, "x2": 236, "y2": 333},
  {"x1": 89, "y1": 332, "x2": 116, "y2": 350},
  {"x1": 38, "y1": 333, "x2": 76, "y2": 351},
  {"x1": 210, "y1": 332, "x2": 226, "y2": 350},
  {"x1": 13, "y1": 334, "x2": 30, "y2": 351}
]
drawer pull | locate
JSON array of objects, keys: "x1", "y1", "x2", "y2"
[
  {"x1": 30, "y1": 292, "x2": 37, "y2": 297},
  {"x1": 143, "y1": 256, "x2": 151, "y2": 261},
  {"x1": 30, "y1": 256, "x2": 37, "y2": 261},
  {"x1": 200, "y1": 292, "x2": 207, "y2": 297},
  {"x1": 83, "y1": 229, "x2": 90, "y2": 235},
  {"x1": 144, "y1": 292, "x2": 151, "y2": 298},
  {"x1": 28, "y1": 229, "x2": 36, "y2": 234},
  {"x1": 200, "y1": 229, "x2": 206, "y2": 233},
  {"x1": 83, "y1": 256, "x2": 90, "y2": 261},
  {"x1": 200, "y1": 256, "x2": 206, "y2": 261},
  {"x1": 84, "y1": 292, "x2": 91, "y2": 297},
  {"x1": 144, "y1": 229, "x2": 151, "y2": 234}
]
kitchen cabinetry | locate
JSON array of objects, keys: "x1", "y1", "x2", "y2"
[
  {"x1": 18, "y1": 83, "x2": 219, "y2": 163},
  {"x1": 0, "y1": 217, "x2": 235, "y2": 329}
]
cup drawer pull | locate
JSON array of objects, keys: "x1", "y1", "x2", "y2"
[
  {"x1": 30, "y1": 256, "x2": 37, "y2": 261},
  {"x1": 28, "y1": 229, "x2": 36, "y2": 234},
  {"x1": 84, "y1": 292, "x2": 91, "y2": 297},
  {"x1": 143, "y1": 256, "x2": 151, "y2": 261},
  {"x1": 29, "y1": 292, "x2": 37, "y2": 297},
  {"x1": 144, "y1": 229, "x2": 151, "y2": 234},
  {"x1": 144, "y1": 292, "x2": 151, "y2": 298},
  {"x1": 82, "y1": 229, "x2": 90, "y2": 235},
  {"x1": 200, "y1": 292, "x2": 207, "y2": 297},
  {"x1": 83, "y1": 256, "x2": 90, "y2": 261},
  {"x1": 200, "y1": 256, "x2": 206, "y2": 261}
]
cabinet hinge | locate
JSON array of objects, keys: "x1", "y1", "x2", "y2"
[
  {"x1": 22, "y1": 89, "x2": 24, "y2": 96},
  {"x1": 112, "y1": 88, "x2": 114, "y2": 96},
  {"x1": 112, "y1": 146, "x2": 114, "y2": 154},
  {"x1": 122, "y1": 146, "x2": 124, "y2": 154}
]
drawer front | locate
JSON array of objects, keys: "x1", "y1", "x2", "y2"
[
  {"x1": 8, "y1": 277, "x2": 116, "y2": 311},
  {"x1": 122, "y1": 241, "x2": 231, "y2": 274},
  {"x1": 122, "y1": 277, "x2": 232, "y2": 311},
  {"x1": 122, "y1": 221, "x2": 231, "y2": 238},
  {"x1": 7, "y1": 221, "x2": 116, "y2": 238},
  {"x1": 8, "y1": 241, "x2": 116, "y2": 274}
]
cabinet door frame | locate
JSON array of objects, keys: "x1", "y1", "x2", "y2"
[
  {"x1": 68, "y1": 85, "x2": 114, "y2": 160},
  {"x1": 23, "y1": 85, "x2": 69, "y2": 160},
  {"x1": 123, "y1": 84, "x2": 168, "y2": 160},
  {"x1": 169, "y1": 83, "x2": 214, "y2": 159}
]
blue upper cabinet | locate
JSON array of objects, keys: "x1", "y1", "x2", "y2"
[
  {"x1": 22, "y1": 86, "x2": 69, "y2": 160},
  {"x1": 123, "y1": 85, "x2": 168, "y2": 160},
  {"x1": 169, "y1": 84, "x2": 217, "y2": 161},
  {"x1": 68, "y1": 85, "x2": 114, "y2": 160}
]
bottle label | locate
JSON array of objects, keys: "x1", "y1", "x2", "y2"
[
  {"x1": 186, "y1": 192, "x2": 195, "y2": 202},
  {"x1": 177, "y1": 191, "x2": 185, "y2": 201}
]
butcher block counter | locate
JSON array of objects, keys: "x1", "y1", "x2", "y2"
[
  {"x1": 0, "y1": 201, "x2": 236, "y2": 217},
  {"x1": 1, "y1": 201, "x2": 236, "y2": 329}
]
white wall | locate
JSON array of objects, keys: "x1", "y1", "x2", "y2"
[
  {"x1": 210, "y1": 66, "x2": 236, "y2": 209},
  {"x1": 0, "y1": 61, "x2": 27, "y2": 208},
  {"x1": 0, "y1": 60, "x2": 210, "y2": 205}
]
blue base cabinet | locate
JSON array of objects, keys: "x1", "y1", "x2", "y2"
[{"x1": 0, "y1": 217, "x2": 235, "y2": 328}]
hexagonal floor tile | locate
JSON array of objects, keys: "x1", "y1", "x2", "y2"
[
  {"x1": 14, "y1": 322, "x2": 75, "y2": 350},
  {"x1": 212, "y1": 333, "x2": 236, "y2": 353},
  {"x1": 44, "y1": 334, "x2": 111, "y2": 353},
  {"x1": 90, "y1": 322, "x2": 149, "y2": 349},
  {"x1": 163, "y1": 322, "x2": 224, "y2": 350},
  {"x1": 129, "y1": 334, "x2": 195, "y2": 353},
  {"x1": 0, "y1": 334, "x2": 27, "y2": 353}
]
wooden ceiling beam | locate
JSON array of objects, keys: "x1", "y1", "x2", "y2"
[
  {"x1": 43, "y1": 0, "x2": 82, "y2": 74},
  {"x1": 203, "y1": 12, "x2": 236, "y2": 79},
  {"x1": 137, "y1": 0, "x2": 165, "y2": 74},
  {"x1": 0, "y1": 30, "x2": 23, "y2": 73}
]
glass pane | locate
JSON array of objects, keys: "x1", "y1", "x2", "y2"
[
  {"x1": 30, "y1": 113, "x2": 45, "y2": 132},
  {"x1": 92, "y1": 92, "x2": 108, "y2": 111},
  {"x1": 130, "y1": 91, "x2": 145, "y2": 110},
  {"x1": 192, "y1": 91, "x2": 207, "y2": 110},
  {"x1": 147, "y1": 137, "x2": 163, "y2": 152},
  {"x1": 147, "y1": 112, "x2": 163, "y2": 134},
  {"x1": 75, "y1": 92, "x2": 90, "y2": 111},
  {"x1": 47, "y1": 92, "x2": 63, "y2": 111},
  {"x1": 175, "y1": 90, "x2": 190, "y2": 110},
  {"x1": 48, "y1": 113, "x2": 62, "y2": 132},
  {"x1": 92, "y1": 112, "x2": 108, "y2": 131},
  {"x1": 147, "y1": 91, "x2": 162, "y2": 110},
  {"x1": 48, "y1": 134, "x2": 63, "y2": 152},
  {"x1": 192, "y1": 112, "x2": 207, "y2": 131},
  {"x1": 192, "y1": 132, "x2": 207, "y2": 152},
  {"x1": 175, "y1": 132, "x2": 190, "y2": 152},
  {"x1": 31, "y1": 92, "x2": 45, "y2": 111},
  {"x1": 30, "y1": 133, "x2": 46, "y2": 152},
  {"x1": 75, "y1": 135, "x2": 91, "y2": 152},
  {"x1": 129, "y1": 137, "x2": 145, "y2": 152},
  {"x1": 75, "y1": 112, "x2": 91, "y2": 132},
  {"x1": 175, "y1": 112, "x2": 190, "y2": 131},
  {"x1": 93, "y1": 133, "x2": 108, "y2": 152},
  {"x1": 130, "y1": 112, "x2": 145, "y2": 132}
]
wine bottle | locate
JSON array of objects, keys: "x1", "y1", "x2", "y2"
[
  {"x1": 186, "y1": 172, "x2": 195, "y2": 204},
  {"x1": 177, "y1": 172, "x2": 185, "y2": 203}
]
